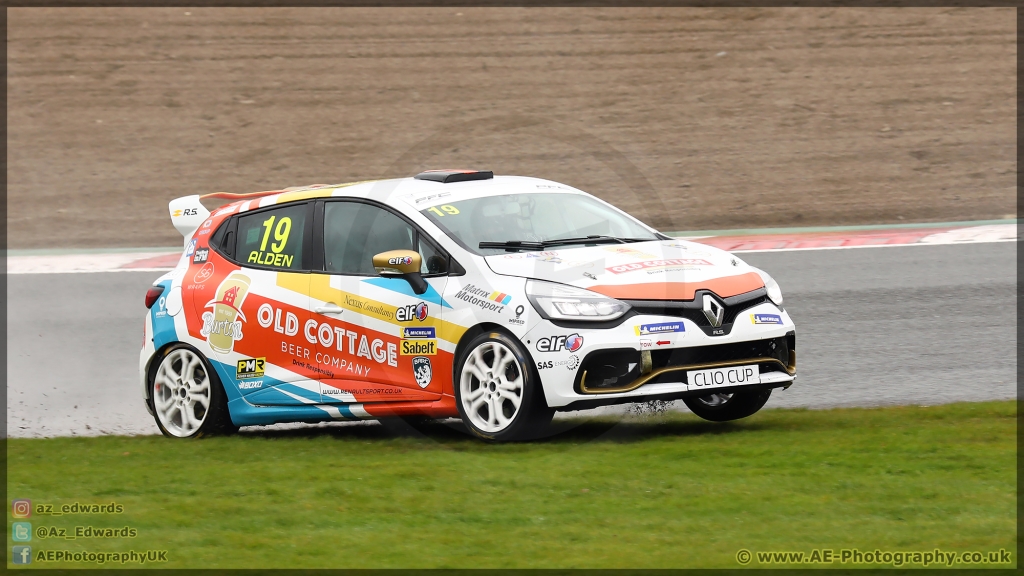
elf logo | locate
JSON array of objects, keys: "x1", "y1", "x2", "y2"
[
  {"x1": 535, "y1": 333, "x2": 584, "y2": 353},
  {"x1": 396, "y1": 302, "x2": 428, "y2": 322}
]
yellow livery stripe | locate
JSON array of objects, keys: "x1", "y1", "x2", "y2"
[{"x1": 277, "y1": 273, "x2": 468, "y2": 345}]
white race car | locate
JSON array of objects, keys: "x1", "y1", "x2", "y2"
[{"x1": 141, "y1": 170, "x2": 796, "y2": 441}]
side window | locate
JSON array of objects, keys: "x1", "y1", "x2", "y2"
[
  {"x1": 323, "y1": 202, "x2": 447, "y2": 276},
  {"x1": 235, "y1": 204, "x2": 307, "y2": 270},
  {"x1": 419, "y1": 239, "x2": 448, "y2": 275}
]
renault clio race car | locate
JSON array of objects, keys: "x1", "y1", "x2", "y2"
[{"x1": 141, "y1": 170, "x2": 796, "y2": 441}]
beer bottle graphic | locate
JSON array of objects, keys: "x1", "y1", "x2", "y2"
[{"x1": 204, "y1": 272, "x2": 251, "y2": 353}]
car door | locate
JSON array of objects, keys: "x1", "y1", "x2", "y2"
[
  {"x1": 309, "y1": 199, "x2": 448, "y2": 404},
  {"x1": 200, "y1": 201, "x2": 323, "y2": 406}
]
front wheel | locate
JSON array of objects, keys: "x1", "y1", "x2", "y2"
[
  {"x1": 455, "y1": 331, "x2": 553, "y2": 442},
  {"x1": 682, "y1": 389, "x2": 772, "y2": 422},
  {"x1": 149, "y1": 345, "x2": 236, "y2": 438}
]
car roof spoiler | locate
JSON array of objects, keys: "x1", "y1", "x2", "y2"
[
  {"x1": 168, "y1": 188, "x2": 301, "y2": 247},
  {"x1": 168, "y1": 195, "x2": 211, "y2": 247}
]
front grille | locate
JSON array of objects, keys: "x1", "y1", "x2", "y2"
[
  {"x1": 650, "y1": 336, "x2": 788, "y2": 369},
  {"x1": 573, "y1": 333, "x2": 795, "y2": 393},
  {"x1": 623, "y1": 288, "x2": 769, "y2": 336},
  {"x1": 645, "y1": 336, "x2": 791, "y2": 385},
  {"x1": 624, "y1": 288, "x2": 768, "y2": 326}
]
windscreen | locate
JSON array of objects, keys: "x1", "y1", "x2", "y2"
[{"x1": 419, "y1": 192, "x2": 659, "y2": 255}]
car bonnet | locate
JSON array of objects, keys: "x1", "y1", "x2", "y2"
[{"x1": 483, "y1": 239, "x2": 765, "y2": 301}]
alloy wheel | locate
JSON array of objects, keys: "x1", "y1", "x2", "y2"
[
  {"x1": 459, "y1": 341, "x2": 524, "y2": 433},
  {"x1": 153, "y1": 348, "x2": 212, "y2": 437}
]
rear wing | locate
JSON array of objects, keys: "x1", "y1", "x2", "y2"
[
  {"x1": 168, "y1": 196, "x2": 211, "y2": 247},
  {"x1": 169, "y1": 186, "x2": 331, "y2": 246}
]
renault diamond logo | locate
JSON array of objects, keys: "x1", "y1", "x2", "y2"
[{"x1": 702, "y1": 294, "x2": 725, "y2": 327}]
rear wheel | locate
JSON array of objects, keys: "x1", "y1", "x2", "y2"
[
  {"x1": 150, "y1": 345, "x2": 236, "y2": 438},
  {"x1": 455, "y1": 331, "x2": 553, "y2": 442},
  {"x1": 682, "y1": 389, "x2": 772, "y2": 422}
]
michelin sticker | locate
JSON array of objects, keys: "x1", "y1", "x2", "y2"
[
  {"x1": 634, "y1": 322, "x2": 685, "y2": 336},
  {"x1": 403, "y1": 327, "x2": 436, "y2": 339}
]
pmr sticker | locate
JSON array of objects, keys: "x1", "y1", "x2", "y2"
[
  {"x1": 750, "y1": 313, "x2": 783, "y2": 325},
  {"x1": 236, "y1": 357, "x2": 266, "y2": 379}
]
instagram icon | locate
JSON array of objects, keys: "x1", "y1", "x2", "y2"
[{"x1": 12, "y1": 499, "x2": 31, "y2": 518}]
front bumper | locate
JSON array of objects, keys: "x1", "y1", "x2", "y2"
[
  {"x1": 525, "y1": 299, "x2": 797, "y2": 409},
  {"x1": 577, "y1": 333, "x2": 795, "y2": 394}
]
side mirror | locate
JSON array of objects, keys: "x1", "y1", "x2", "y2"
[{"x1": 372, "y1": 249, "x2": 428, "y2": 295}]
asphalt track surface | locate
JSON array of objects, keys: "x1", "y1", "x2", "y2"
[{"x1": 6, "y1": 242, "x2": 1016, "y2": 438}]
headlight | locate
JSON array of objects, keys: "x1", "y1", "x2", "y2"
[
  {"x1": 752, "y1": 268, "x2": 783, "y2": 306},
  {"x1": 526, "y1": 279, "x2": 631, "y2": 321}
]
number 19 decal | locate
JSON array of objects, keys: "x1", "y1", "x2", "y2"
[
  {"x1": 249, "y1": 215, "x2": 294, "y2": 267},
  {"x1": 259, "y1": 215, "x2": 292, "y2": 253},
  {"x1": 427, "y1": 205, "x2": 460, "y2": 217}
]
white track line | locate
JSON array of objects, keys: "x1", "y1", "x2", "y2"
[{"x1": 7, "y1": 252, "x2": 179, "y2": 275}]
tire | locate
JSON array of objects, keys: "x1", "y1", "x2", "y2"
[
  {"x1": 149, "y1": 344, "x2": 237, "y2": 438},
  {"x1": 682, "y1": 389, "x2": 772, "y2": 422},
  {"x1": 454, "y1": 330, "x2": 553, "y2": 442}
]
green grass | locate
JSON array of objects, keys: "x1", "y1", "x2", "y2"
[{"x1": 6, "y1": 401, "x2": 1017, "y2": 569}]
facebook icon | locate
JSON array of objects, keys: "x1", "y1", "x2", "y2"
[{"x1": 12, "y1": 546, "x2": 32, "y2": 565}]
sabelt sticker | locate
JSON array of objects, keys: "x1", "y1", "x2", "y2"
[
  {"x1": 634, "y1": 322, "x2": 685, "y2": 336},
  {"x1": 606, "y1": 259, "x2": 713, "y2": 274},
  {"x1": 400, "y1": 339, "x2": 437, "y2": 356},
  {"x1": 751, "y1": 313, "x2": 783, "y2": 325}
]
